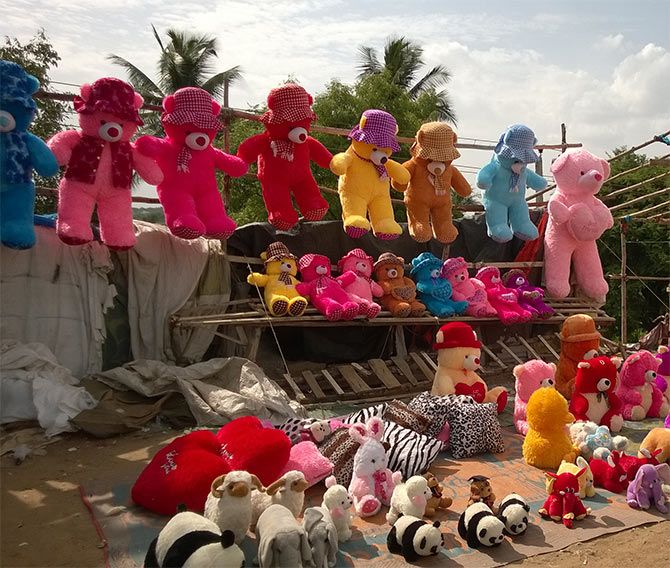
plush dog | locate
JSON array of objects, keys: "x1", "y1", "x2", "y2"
[{"x1": 423, "y1": 472, "x2": 452, "y2": 516}]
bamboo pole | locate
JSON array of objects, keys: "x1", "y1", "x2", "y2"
[
  {"x1": 608, "y1": 187, "x2": 670, "y2": 212},
  {"x1": 620, "y1": 223, "x2": 628, "y2": 345},
  {"x1": 604, "y1": 172, "x2": 670, "y2": 200},
  {"x1": 608, "y1": 275, "x2": 670, "y2": 281},
  {"x1": 608, "y1": 129, "x2": 670, "y2": 162},
  {"x1": 535, "y1": 149, "x2": 544, "y2": 205},
  {"x1": 222, "y1": 79, "x2": 232, "y2": 208},
  {"x1": 617, "y1": 200, "x2": 670, "y2": 219},
  {"x1": 607, "y1": 153, "x2": 670, "y2": 183}
]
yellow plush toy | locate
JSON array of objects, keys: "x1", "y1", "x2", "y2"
[
  {"x1": 547, "y1": 457, "x2": 595, "y2": 498},
  {"x1": 330, "y1": 109, "x2": 410, "y2": 240},
  {"x1": 247, "y1": 242, "x2": 308, "y2": 317}
]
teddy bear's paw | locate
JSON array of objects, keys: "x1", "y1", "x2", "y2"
[
  {"x1": 302, "y1": 207, "x2": 328, "y2": 222},
  {"x1": 512, "y1": 224, "x2": 539, "y2": 241},
  {"x1": 487, "y1": 224, "x2": 513, "y2": 243},
  {"x1": 372, "y1": 219, "x2": 402, "y2": 240},
  {"x1": 393, "y1": 303, "x2": 412, "y2": 318},
  {"x1": 1, "y1": 222, "x2": 36, "y2": 249},
  {"x1": 270, "y1": 297, "x2": 289, "y2": 316},
  {"x1": 288, "y1": 297, "x2": 308, "y2": 317},
  {"x1": 434, "y1": 223, "x2": 458, "y2": 244},
  {"x1": 324, "y1": 305, "x2": 343, "y2": 321},
  {"x1": 362, "y1": 302, "x2": 381, "y2": 319},
  {"x1": 345, "y1": 226, "x2": 369, "y2": 239},
  {"x1": 171, "y1": 216, "x2": 205, "y2": 240},
  {"x1": 270, "y1": 217, "x2": 297, "y2": 232},
  {"x1": 609, "y1": 415, "x2": 624, "y2": 433},
  {"x1": 630, "y1": 405, "x2": 646, "y2": 421}
]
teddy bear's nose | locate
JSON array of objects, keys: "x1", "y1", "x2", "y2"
[
  {"x1": 108, "y1": 126, "x2": 120, "y2": 138},
  {"x1": 196, "y1": 135, "x2": 207, "y2": 146},
  {"x1": 288, "y1": 127, "x2": 308, "y2": 144},
  {"x1": 474, "y1": 358, "x2": 480, "y2": 366},
  {"x1": 99, "y1": 121, "x2": 123, "y2": 142},
  {"x1": 594, "y1": 172, "x2": 603, "y2": 181}
]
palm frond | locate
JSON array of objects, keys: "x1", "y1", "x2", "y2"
[
  {"x1": 435, "y1": 90, "x2": 457, "y2": 125},
  {"x1": 201, "y1": 66, "x2": 243, "y2": 98},
  {"x1": 356, "y1": 45, "x2": 382, "y2": 79},
  {"x1": 106, "y1": 54, "x2": 163, "y2": 102},
  {"x1": 409, "y1": 65, "x2": 451, "y2": 98},
  {"x1": 383, "y1": 36, "x2": 423, "y2": 90},
  {"x1": 151, "y1": 24, "x2": 166, "y2": 53}
]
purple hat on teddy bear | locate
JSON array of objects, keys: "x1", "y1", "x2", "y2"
[{"x1": 348, "y1": 109, "x2": 401, "y2": 152}]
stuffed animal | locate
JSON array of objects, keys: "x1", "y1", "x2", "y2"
[
  {"x1": 49, "y1": 77, "x2": 162, "y2": 249},
  {"x1": 296, "y1": 254, "x2": 360, "y2": 321},
  {"x1": 410, "y1": 252, "x2": 468, "y2": 317},
  {"x1": 476, "y1": 124, "x2": 547, "y2": 243},
  {"x1": 569, "y1": 355, "x2": 624, "y2": 432},
  {"x1": 639, "y1": 428, "x2": 670, "y2": 463},
  {"x1": 336, "y1": 248, "x2": 383, "y2": 318},
  {"x1": 467, "y1": 475, "x2": 496, "y2": 512},
  {"x1": 135, "y1": 87, "x2": 247, "y2": 240},
  {"x1": 502, "y1": 269, "x2": 555, "y2": 318},
  {"x1": 386, "y1": 475, "x2": 432, "y2": 524},
  {"x1": 322, "y1": 476, "x2": 353, "y2": 542},
  {"x1": 299, "y1": 420, "x2": 332, "y2": 444},
  {"x1": 475, "y1": 266, "x2": 533, "y2": 325},
  {"x1": 619, "y1": 448, "x2": 662, "y2": 481},
  {"x1": 522, "y1": 387, "x2": 577, "y2": 470},
  {"x1": 540, "y1": 468, "x2": 591, "y2": 528},
  {"x1": 545, "y1": 149, "x2": 613, "y2": 302},
  {"x1": 441, "y1": 257, "x2": 497, "y2": 318},
  {"x1": 237, "y1": 84, "x2": 331, "y2": 230},
  {"x1": 302, "y1": 506, "x2": 339, "y2": 568},
  {"x1": 390, "y1": 122, "x2": 471, "y2": 243},
  {"x1": 627, "y1": 463, "x2": 670, "y2": 513},
  {"x1": 250, "y1": 470, "x2": 308, "y2": 526},
  {"x1": 330, "y1": 109, "x2": 409, "y2": 239},
  {"x1": 0, "y1": 60, "x2": 59, "y2": 249},
  {"x1": 513, "y1": 359, "x2": 557, "y2": 435},
  {"x1": 550, "y1": 457, "x2": 596, "y2": 499},
  {"x1": 457, "y1": 503, "x2": 505, "y2": 548},
  {"x1": 569, "y1": 421, "x2": 628, "y2": 460},
  {"x1": 497, "y1": 494, "x2": 531, "y2": 536},
  {"x1": 555, "y1": 314, "x2": 601, "y2": 399},
  {"x1": 247, "y1": 241, "x2": 308, "y2": 316},
  {"x1": 387, "y1": 515, "x2": 444, "y2": 561},
  {"x1": 372, "y1": 252, "x2": 425, "y2": 317},
  {"x1": 656, "y1": 345, "x2": 670, "y2": 403},
  {"x1": 423, "y1": 472, "x2": 452, "y2": 516},
  {"x1": 432, "y1": 322, "x2": 508, "y2": 413},
  {"x1": 618, "y1": 350, "x2": 670, "y2": 420},
  {"x1": 255, "y1": 504, "x2": 313, "y2": 568},
  {"x1": 590, "y1": 451, "x2": 632, "y2": 494},
  {"x1": 348, "y1": 416, "x2": 402, "y2": 518}
]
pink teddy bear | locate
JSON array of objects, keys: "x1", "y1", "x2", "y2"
[
  {"x1": 513, "y1": 359, "x2": 557, "y2": 435},
  {"x1": 475, "y1": 266, "x2": 533, "y2": 325},
  {"x1": 441, "y1": 257, "x2": 497, "y2": 317},
  {"x1": 545, "y1": 149, "x2": 613, "y2": 303},
  {"x1": 135, "y1": 87, "x2": 247, "y2": 240},
  {"x1": 336, "y1": 248, "x2": 383, "y2": 318},
  {"x1": 618, "y1": 350, "x2": 670, "y2": 421},
  {"x1": 48, "y1": 78, "x2": 163, "y2": 249}
]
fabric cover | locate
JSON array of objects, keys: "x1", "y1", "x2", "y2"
[
  {"x1": 443, "y1": 395, "x2": 505, "y2": 459},
  {"x1": 407, "y1": 391, "x2": 452, "y2": 439}
]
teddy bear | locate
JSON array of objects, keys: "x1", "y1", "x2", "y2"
[
  {"x1": 423, "y1": 472, "x2": 452, "y2": 516},
  {"x1": 336, "y1": 248, "x2": 382, "y2": 318},
  {"x1": 502, "y1": 269, "x2": 555, "y2": 318},
  {"x1": 655, "y1": 345, "x2": 670, "y2": 404},
  {"x1": 441, "y1": 257, "x2": 498, "y2": 318},
  {"x1": 135, "y1": 87, "x2": 247, "y2": 240},
  {"x1": 390, "y1": 122, "x2": 471, "y2": 243},
  {"x1": 639, "y1": 428, "x2": 670, "y2": 464},
  {"x1": 467, "y1": 475, "x2": 496, "y2": 512},
  {"x1": 618, "y1": 350, "x2": 669, "y2": 420},
  {"x1": 513, "y1": 359, "x2": 557, "y2": 435},
  {"x1": 475, "y1": 266, "x2": 533, "y2": 325},
  {"x1": 48, "y1": 77, "x2": 163, "y2": 249},
  {"x1": 237, "y1": 84, "x2": 331, "y2": 231},
  {"x1": 432, "y1": 322, "x2": 508, "y2": 413},
  {"x1": 0, "y1": 60, "x2": 59, "y2": 249},
  {"x1": 475, "y1": 124, "x2": 547, "y2": 243},
  {"x1": 329, "y1": 109, "x2": 410, "y2": 240},
  {"x1": 409, "y1": 252, "x2": 468, "y2": 317},
  {"x1": 372, "y1": 252, "x2": 425, "y2": 317},
  {"x1": 246, "y1": 241, "x2": 308, "y2": 317},
  {"x1": 555, "y1": 314, "x2": 601, "y2": 399},
  {"x1": 544, "y1": 149, "x2": 613, "y2": 303}
]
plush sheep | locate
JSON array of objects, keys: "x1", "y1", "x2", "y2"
[
  {"x1": 386, "y1": 475, "x2": 432, "y2": 524},
  {"x1": 322, "y1": 475, "x2": 354, "y2": 542},
  {"x1": 251, "y1": 470, "x2": 308, "y2": 526}
]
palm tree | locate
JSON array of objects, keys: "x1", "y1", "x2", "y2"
[{"x1": 357, "y1": 36, "x2": 455, "y2": 123}]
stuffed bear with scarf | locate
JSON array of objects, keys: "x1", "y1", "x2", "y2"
[{"x1": 410, "y1": 252, "x2": 468, "y2": 317}]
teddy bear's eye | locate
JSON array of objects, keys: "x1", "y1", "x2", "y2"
[
  {"x1": 580, "y1": 171, "x2": 585, "y2": 175},
  {"x1": 100, "y1": 120, "x2": 106, "y2": 125}
]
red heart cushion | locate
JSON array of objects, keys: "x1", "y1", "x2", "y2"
[{"x1": 455, "y1": 381, "x2": 486, "y2": 403}]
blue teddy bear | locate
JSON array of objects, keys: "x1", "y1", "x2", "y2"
[
  {"x1": 410, "y1": 252, "x2": 468, "y2": 317},
  {"x1": 476, "y1": 124, "x2": 547, "y2": 243},
  {"x1": 1, "y1": 60, "x2": 59, "y2": 249}
]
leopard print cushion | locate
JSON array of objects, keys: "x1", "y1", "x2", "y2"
[
  {"x1": 383, "y1": 399, "x2": 431, "y2": 434},
  {"x1": 407, "y1": 392, "x2": 451, "y2": 438},
  {"x1": 443, "y1": 395, "x2": 505, "y2": 459},
  {"x1": 317, "y1": 427, "x2": 360, "y2": 486}
]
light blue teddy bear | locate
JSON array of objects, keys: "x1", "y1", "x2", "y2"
[{"x1": 410, "y1": 252, "x2": 468, "y2": 317}]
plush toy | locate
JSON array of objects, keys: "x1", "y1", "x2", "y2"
[
  {"x1": 502, "y1": 269, "x2": 555, "y2": 318},
  {"x1": 135, "y1": 87, "x2": 246, "y2": 240},
  {"x1": 475, "y1": 266, "x2": 533, "y2": 325},
  {"x1": 410, "y1": 252, "x2": 468, "y2": 317},
  {"x1": 457, "y1": 503, "x2": 505, "y2": 548},
  {"x1": 247, "y1": 241, "x2": 308, "y2": 316},
  {"x1": 555, "y1": 314, "x2": 601, "y2": 399},
  {"x1": 550, "y1": 457, "x2": 596, "y2": 499},
  {"x1": 0, "y1": 60, "x2": 58, "y2": 249},
  {"x1": 639, "y1": 428, "x2": 670, "y2": 463},
  {"x1": 656, "y1": 345, "x2": 670, "y2": 402},
  {"x1": 569, "y1": 355, "x2": 624, "y2": 432},
  {"x1": 250, "y1": 470, "x2": 308, "y2": 526},
  {"x1": 513, "y1": 359, "x2": 557, "y2": 435},
  {"x1": 336, "y1": 248, "x2": 383, "y2": 318},
  {"x1": 386, "y1": 475, "x2": 432, "y2": 524},
  {"x1": 302, "y1": 506, "x2": 339, "y2": 568},
  {"x1": 444, "y1": 395, "x2": 506, "y2": 458},
  {"x1": 618, "y1": 350, "x2": 669, "y2": 420},
  {"x1": 522, "y1": 387, "x2": 577, "y2": 470},
  {"x1": 497, "y1": 494, "x2": 531, "y2": 536},
  {"x1": 423, "y1": 472, "x2": 452, "y2": 516},
  {"x1": 390, "y1": 122, "x2": 471, "y2": 243},
  {"x1": 441, "y1": 257, "x2": 497, "y2": 318},
  {"x1": 279, "y1": 442, "x2": 334, "y2": 488},
  {"x1": 255, "y1": 504, "x2": 313, "y2": 568},
  {"x1": 388, "y1": 515, "x2": 444, "y2": 561},
  {"x1": 432, "y1": 322, "x2": 508, "y2": 413},
  {"x1": 569, "y1": 421, "x2": 628, "y2": 461},
  {"x1": 540, "y1": 468, "x2": 591, "y2": 528},
  {"x1": 322, "y1": 476, "x2": 353, "y2": 543},
  {"x1": 589, "y1": 451, "x2": 630, "y2": 493},
  {"x1": 467, "y1": 475, "x2": 496, "y2": 512},
  {"x1": 48, "y1": 77, "x2": 162, "y2": 249},
  {"x1": 237, "y1": 84, "x2": 331, "y2": 230},
  {"x1": 545, "y1": 149, "x2": 613, "y2": 302},
  {"x1": 372, "y1": 252, "x2": 425, "y2": 317},
  {"x1": 619, "y1": 449, "x2": 662, "y2": 482},
  {"x1": 476, "y1": 124, "x2": 547, "y2": 242},
  {"x1": 330, "y1": 109, "x2": 409, "y2": 239},
  {"x1": 627, "y1": 463, "x2": 670, "y2": 513},
  {"x1": 299, "y1": 420, "x2": 332, "y2": 444}
]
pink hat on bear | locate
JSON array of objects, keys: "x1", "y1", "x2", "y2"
[
  {"x1": 337, "y1": 248, "x2": 373, "y2": 272},
  {"x1": 441, "y1": 256, "x2": 468, "y2": 278},
  {"x1": 161, "y1": 87, "x2": 222, "y2": 131},
  {"x1": 73, "y1": 77, "x2": 144, "y2": 125}
]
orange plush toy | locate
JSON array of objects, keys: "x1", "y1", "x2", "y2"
[
  {"x1": 373, "y1": 252, "x2": 425, "y2": 317},
  {"x1": 555, "y1": 314, "x2": 601, "y2": 399},
  {"x1": 392, "y1": 122, "x2": 472, "y2": 243}
]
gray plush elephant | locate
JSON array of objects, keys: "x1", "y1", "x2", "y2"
[
  {"x1": 303, "y1": 506, "x2": 339, "y2": 568},
  {"x1": 626, "y1": 463, "x2": 670, "y2": 513},
  {"x1": 256, "y1": 504, "x2": 313, "y2": 568}
]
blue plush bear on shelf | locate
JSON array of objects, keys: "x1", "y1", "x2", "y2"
[
  {"x1": 410, "y1": 252, "x2": 468, "y2": 317},
  {"x1": 476, "y1": 124, "x2": 548, "y2": 243},
  {"x1": 0, "y1": 60, "x2": 59, "y2": 249}
]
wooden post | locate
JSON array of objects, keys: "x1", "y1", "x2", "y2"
[
  {"x1": 222, "y1": 78, "x2": 232, "y2": 208},
  {"x1": 535, "y1": 149, "x2": 544, "y2": 205},
  {"x1": 561, "y1": 123, "x2": 567, "y2": 154},
  {"x1": 620, "y1": 222, "x2": 628, "y2": 346}
]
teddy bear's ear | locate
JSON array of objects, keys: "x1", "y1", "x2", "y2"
[
  {"x1": 163, "y1": 94, "x2": 175, "y2": 113},
  {"x1": 550, "y1": 151, "x2": 570, "y2": 175},
  {"x1": 452, "y1": 132, "x2": 458, "y2": 145},
  {"x1": 211, "y1": 99, "x2": 221, "y2": 115},
  {"x1": 79, "y1": 83, "x2": 92, "y2": 102},
  {"x1": 133, "y1": 93, "x2": 144, "y2": 110},
  {"x1": 435, "y1": 330, "x2": 444, "y2": 344},
  {"x1": 578, "y1": 361, "x2": 591, "y2": 369},
  {"x1": 611, "y1": 356, "x2": 623, "y2": 370},
  {"x1": 26, "y1": 75, "x2": 41, "y2": 96},
  {"x1": 512, "y1": 364, "x2": 524, "y2": 379},
  {"x1": 260, "y1": 252, "x2": 268, "y2": 261},
  {"x1": 600, "y1": 158, "x2": 610, "y2": 181}
]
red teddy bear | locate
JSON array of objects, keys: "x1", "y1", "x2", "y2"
[{"x1": 237, "y1": 84, "x2": 332, "y2": 231}]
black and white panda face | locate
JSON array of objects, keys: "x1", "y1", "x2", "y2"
[
  {"x1": 414, "y1": 524, "x2": 443, "y2": 556},
  {"x1": 504, "y1": 508, "x2": 528, "y2": 535},
  {"x1": 478, "y1": 521, "x2": 505, "y2": 546}
]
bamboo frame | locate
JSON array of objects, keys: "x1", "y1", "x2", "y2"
[
  {"x1": 604, "y1": 172, "x2": 670, "y2": 200},
  {"x1": 608, "y1": 186, "x2": 670, "y2": 212}
]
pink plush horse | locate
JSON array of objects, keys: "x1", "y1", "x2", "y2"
[
  {"x1": 442, "y1": 257, "x2": 497, "y2": 317},
  {"x1": 475, "y1": 266, "x2": 532, "y2": 325},
  {"x1": 337, "y1": 248, "x2": 383, "y2": 318}
]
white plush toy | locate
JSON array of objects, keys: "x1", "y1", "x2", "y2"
[
  {"x1": 251, "y1": 470, "x2": 308, "y2": 526},
  {"x1": 569, "y1": 421, "x2": 628, "y2": 460},
  {"x1": 322, "y1": 475, "x2": 354, "y2": 542},
  {"x1": 386, "y1": 475, "x2": 432, "y2": 524}
]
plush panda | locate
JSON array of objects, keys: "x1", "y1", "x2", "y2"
[
  {"x1": 497, "y1": 494, "x2": 530, "y2": 536},
  {"x1": 457, "y1": 502, "x2": 505, "y2": 548},
  {"x1": 387, "y1": 514, "x2": 444, "y2": 562},
  {"x1": 144, "y1": 511, "x2": 245, "y2": 568}
]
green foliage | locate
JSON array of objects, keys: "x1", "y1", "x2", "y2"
[{"x1": 132, "y1": 207, "x2": 165, "y2": 224}]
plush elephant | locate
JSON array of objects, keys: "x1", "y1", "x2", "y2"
[
  {"x1": 626, "y1": 463, "x2": 670, "y2": 513},
  {"x1": 303, "y1": 506, "x2": 339, "y2": 568},
  {"x1": 256, "y1": 504, "x2": 313, "y2": 568}
]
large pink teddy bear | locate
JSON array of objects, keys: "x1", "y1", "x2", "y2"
[
  {"x1": 48, "y1": 78, "x2": 163, "y2": 249},
  {"x1": 545, "y1": 149, "x2": 613, "y2": 303},
  {"x1": 618, "y1": 350, "x2": 670, "y2": 421},
  {"x1": 475, "y1": 266, "x2": 533, "y2": 325},
  {"x1": 136, "y1": 87, "x2": 247, "y2": 240},
  {"x1": 513, "y1": 359, "x2": 557, "y2": 435},
  {"x1": 336, "y1": 248, "x2": 383, "y2": 319},
  {"x1": 441, "y1": 257, "x2": 497, "y2": 317},
  {"x1": 296, "y1": 254, "x2": 360, "y2": 321}
]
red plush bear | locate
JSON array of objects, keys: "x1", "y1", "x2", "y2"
[{"x1": 237, "y1": 84, "x2": 332, "y2": 231}]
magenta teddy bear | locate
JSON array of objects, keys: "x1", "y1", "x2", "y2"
[
  {"x1": 475, "y1": 266, "x2": 533, "y2": 325},
  {"x1": 336, "y1": 248, "x2": 383, "y2": 318},
  {"x1": 502, "y1": 269, "x2": 555, "y2": 318},
  {"x1": 48, "y1": 78, "x2": 163, "y2": 249},
  {"x1": 655, "y1": 345, "x2": 670, "y2": 404},
  {"x1": 513, "y1": 359, "x2": 557, "y2": 435},
  {"x1": 545, "y1": 149, "x2": 613, "y2": 303},
  {"x1": 618, "y1": 350, "x2": 670, "y2": 421},
  {"x1": 441, "y1": 257, "x2": 497, "y2": 318},
  {"x1": 296, "y1": 254, "x2": 360, "y2": 321},
  {"x1": 135, "y1": 87, "x2": 247, "y2": 240}
]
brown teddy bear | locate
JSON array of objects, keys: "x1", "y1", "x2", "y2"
[
  {"x1": 555, "y1": 314, "x2": 601, "y2": 398},
  {"x1": 467, "y1": 475, "x2": 496, "y2": 512},
  {"x1": 372, "y1": 252, "x2": 426, "y2": 317},
  {"x1": 423, "y1": 472, "x2": 452, "y2": 516}
]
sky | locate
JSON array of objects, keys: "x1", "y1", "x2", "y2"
[{"x1": 3, "y1": 0, "x2": 670, "y2": 199}]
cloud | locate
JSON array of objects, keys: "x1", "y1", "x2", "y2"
[{"x1": 596, "y1": 33, "x2": 625, "y2": 50}]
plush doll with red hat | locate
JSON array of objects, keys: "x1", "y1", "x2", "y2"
[
  {"x1": 476, "y1": 266, "x2": 533, "y2": 326},
  {"x1": 135, "y1": 87, "x2": 247, "y2": 240},
  {"x1": 237, "y1": 84, "x2": 331, "y2": 231},
  {"x1": 48, "y1": 77, "x2": 163, "y2": 249},
  {"x1": 336, "y1": 248, "x2": 383, "y2": 318}
]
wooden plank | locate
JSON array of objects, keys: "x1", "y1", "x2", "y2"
[
  {"x1": 302, "y1": 370, "x2": 325, "y2": 399},
  {"x1": 337, "y1": 365, "x2": 370, "y2": 393},
  {"x1": 351, "y1": 362, "x2": 372, "y2": 376},
  {"x1": 410, "y1": 352, "x2": 435, "y2": 382},
  {"x1": 481, "y1": 343, "x2": 507, "y2": 369},
  {"x1": 321, "y1": 370, "x2": 344, "y2": 395},
  {"x1": 517, "y1": 336, "x2": 541, "y2": 359},
  {"x1": 420, "y1": 352, "x2": 438, "y2": 371},
  {"x1": 496, "y1": 339, "x2": 524, "y2": 364},
  {"x1": 537, "y1": 335, "x2": 560, "y2": 359},
  {"x1": 394, "y1": 326, "x2": 408, "y2": 358},
  {"x1": 391, "y1": 356, "x2": 420, "y2": 386},
  {"x1": 283, "y1": 373, "x2": 306, "y2": 401},
  {"x1": 368, "y1": 359, "x2": 402, "y2": 388}
]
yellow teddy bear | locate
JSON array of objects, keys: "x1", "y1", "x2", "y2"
[
  {"x1": 329, "y1": 109, "x2": 410, "y2": 240},
  {"x1": 247, "y1": 242, "x2": 308, "y2": 316}
]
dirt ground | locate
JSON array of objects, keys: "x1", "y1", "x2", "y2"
[{"x1": 1, "y1": 428, "x2": 668, "y2": 568}]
